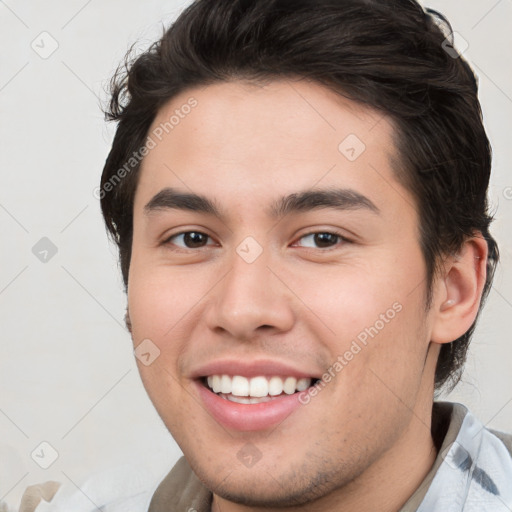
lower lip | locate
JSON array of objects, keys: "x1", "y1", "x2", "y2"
[{"x1": 194, "y1": 380, "x2": 304, "y2": 431}]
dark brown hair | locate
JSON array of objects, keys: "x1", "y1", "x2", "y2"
[{"x1": 100, "y1": 0, "x2": 499, "y2": 393}]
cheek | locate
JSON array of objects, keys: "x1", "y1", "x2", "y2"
[
  {"x1": 295, "y1": 263, "x2": 406, "y2": 339},
  {"x1": 127, "y1": 271, "x2": 189, "y2": 411},
  {"x1": 127, "y1": 267, "x2": 202, "y2": 427},
  {"x1": 299, "y1": 251, "x2": 428, "y2": 380},
  {"x1": 128, "y1": 264, "x2": 206, "y2": 342}
]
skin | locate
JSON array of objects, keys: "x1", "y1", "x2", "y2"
[{"x1": 127, "y1": 79, "x2": 488, "y2": 511}]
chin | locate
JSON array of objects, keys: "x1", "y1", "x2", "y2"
[{"x1": 190, "y1": 455, "x2": 353, "y2": 508}]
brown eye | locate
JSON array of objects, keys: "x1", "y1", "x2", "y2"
[
  {"x1": 165, "y1": 231, "x2": 212, "y2": 249},
  {"x1": 295, "y1": 232, "x2": 348, "y2": 249}
]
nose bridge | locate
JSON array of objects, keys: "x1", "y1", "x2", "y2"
[{"x1": 207, "y1": 242, "x2": 294, "y2": 339}]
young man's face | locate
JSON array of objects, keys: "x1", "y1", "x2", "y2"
[{"x1": 128, "y1": 80, "x2": 442, "y2": 506}]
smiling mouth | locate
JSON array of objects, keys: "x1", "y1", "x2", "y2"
[{"x1": 201, "y1": 374, "x2": 321, "y2": 404}]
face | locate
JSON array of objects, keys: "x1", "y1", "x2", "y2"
[{"x1": 128, "y1": 79, "x2": 439, "y2": 507}]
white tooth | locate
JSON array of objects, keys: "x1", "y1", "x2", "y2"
[
  {"x1": 221, "y1": 374, "x2": 232, "y2": 394},
  {"x1": 296, "y1": 378, "x2": 311, "y2": 392},
  {"x1": 211, "y1": 374, "x2": 309, "y2": 397},
  {"x1": 268, "y1": 376, "x2": 284, "y2": 396},
  {"x1": 231, "y1": 376, "x2": 249, "y2": 397},
  {"x1": 249, "y1": 376, "x2": 269, "y2": 397},
  {"x1": 212, "y1": 375, "x2": 222, "y2": 393},
  {"x1": 227, "y1": 395, "x2": 252, "y2": 404},
  {"x1": 283, "y1": 377, "x2": 297, "y2": 394},
  {"x1": 226, "y1": 394, "x2": 273, "y2": 404},
  {"x1": 249, "y1": 396, "x2": 272, "y2": 403}
]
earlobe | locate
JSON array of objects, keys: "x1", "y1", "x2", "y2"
[{"x1": 430, "y1": 235, "x2": 488, "y2": 345}]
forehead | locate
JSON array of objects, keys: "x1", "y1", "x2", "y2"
[{"x1": 135, "y1": 79, "x2": 414, "y2": 219}]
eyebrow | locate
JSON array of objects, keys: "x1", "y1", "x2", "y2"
[{"x1": 143, "y1": 186, "x2": 380, "y2": 220}]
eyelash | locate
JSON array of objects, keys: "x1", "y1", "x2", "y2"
[{"x1": 162, "y1": 230, "x2": 351, "y2": 252}]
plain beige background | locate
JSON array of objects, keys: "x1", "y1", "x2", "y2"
[{"x1": 1, "y1": 0, "x2": 511, "y2": 508}]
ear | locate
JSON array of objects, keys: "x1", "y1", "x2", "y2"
[{"x1": 430, "y1": 234, "x2": 488, "y2": 344}]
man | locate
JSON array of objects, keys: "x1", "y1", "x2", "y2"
[{"x1": 14, "y1": 0, "x2": 511, "y2": 511}]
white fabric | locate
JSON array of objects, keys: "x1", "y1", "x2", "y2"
[
  {"x1": 33, "y1": 464, "x2": 160, "y2": 512},
  {"x1": 418, "y1": 405, "x2": 512, "y2": 511}
]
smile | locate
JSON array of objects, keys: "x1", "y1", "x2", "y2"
[{"x1": 204, "y1": 374, "x2": 316, "y2": 404}]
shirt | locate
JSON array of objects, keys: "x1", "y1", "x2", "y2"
[{"x1": 6, "y1": 401, "x2": 512, "y2": 512}]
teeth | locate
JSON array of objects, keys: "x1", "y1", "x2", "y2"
[
  {"x1": 296, "y1": 377, "x2": 310, "y2": 391},
  {"x1": 220, "y1": 375, "x2": 231, "y2": 394},
  {"x1": 212, "y1": 375, "x2": 222, "y2": 393},
  {"x1": 250, "y1": 376, "x2": 268, "y2": 397},
  {"x1": 205, "y1": 374, "x2": 313, "y2": 397},
  {"x1": 222, "y1": 394, "x2": 273, "y2": 404},
  {"x1": 268, "y1": 376, "x2": 283, "y2": 396},
  {"x1": 283, "y1": 377, "x2": 297, "y2": 394},
  {"x1": 232, "y1": 375, "x2": 249, "y2": 397}
]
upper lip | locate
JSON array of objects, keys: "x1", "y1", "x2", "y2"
[{"x1": 190, "y1": 358, "x2": 322, "y2": 380}]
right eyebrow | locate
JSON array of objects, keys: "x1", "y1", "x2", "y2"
[{"x1": 144, "y1": 188, "x2": 222, "y2": 218}]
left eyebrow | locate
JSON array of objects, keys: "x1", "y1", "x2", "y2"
[
  {"x1": 143, "y1": 186, "x2": 380, "y2": 220},
  {"x1": 268, "y1": 187, "x2": 380, "y2": 218}
]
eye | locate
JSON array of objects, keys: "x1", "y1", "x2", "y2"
[
  {"x1": 162, "y1": 230, "x2": 350, "y2": 251},
  {"x1": 163, "y1": 231, "x2": 215, "y2": 250},
  {"x1": 293, "y1": 231, "x2": 350, "y2": 249}
]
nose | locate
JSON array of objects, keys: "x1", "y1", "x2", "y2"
[{"x1": 205, "y1": 248, "x2": 295, "y2": 341}]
